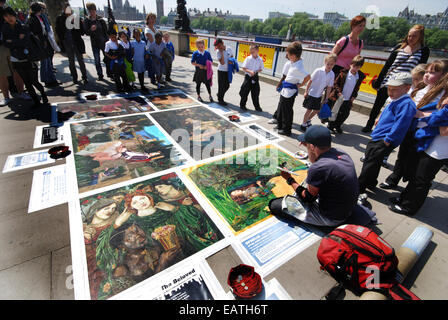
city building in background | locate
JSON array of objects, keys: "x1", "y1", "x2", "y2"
[
  {"x1": 268, "y1": 11, "x2": 291, "y2": 19},
  {"x1": 156, "y1": 0, "x2": 164, "y2": 24},
  {"x1": 323, "y1": 12, "x2": 349, "y2": 29},
  {"x1": 398, "y1": 6, "x2": 448, "y2": 30}
]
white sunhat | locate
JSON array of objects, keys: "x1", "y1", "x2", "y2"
[{"x1": 386, "y1": 72, "x2": 413, "y2": 87}]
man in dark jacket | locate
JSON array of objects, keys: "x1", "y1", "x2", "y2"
[
  {"x1": 56, "y1": 4, "x2": 87, "y2": 84},
  {"x1": 83, "y1": 2, "x2": 109, "y2": 80}
]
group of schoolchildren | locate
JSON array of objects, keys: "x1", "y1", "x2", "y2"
[
  {"x1": 191, "y1": 39, "x2": 448, "y2": 217},
  {"x1": 191, "y1": 37, "x2": 263, "y2": 109},
  {"x1": 104, "y1": 29, "x2": 175, "y2": 93}
]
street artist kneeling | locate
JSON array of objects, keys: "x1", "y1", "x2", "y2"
[{"x1": 270, "y1": 125, "x2": 374, "y2": 227}]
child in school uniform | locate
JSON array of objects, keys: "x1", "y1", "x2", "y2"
[
  {"x1": 130, "y1": 29, "x2": 148, "y2": 92},
  {"x1": 105, "y1": 30, "x2": 132, "y2": 93},
  {"x1": 163, "y1": 32, "x2": 175, "y2": 82},
  {"x1": 275, "y1": 41, "x2": 311, "y2": 136},
  {"x1": 301, "y1": 53, "x2": 337, "y2": 131},
  {"x1": 268, "y1": 53, "x2": 290, "y2": 124},
  {"x1": 118, "y1": 31, "x2": 136, "y2": 86},
  {"x1": 147, "y1": 32, "x2": 166, "y2": 89},
  {"x1": 191, "y1": 39, "x2": 213, "y2": 103},
  {"x1": 327, "y1": 55, "x2": 366, "y2": 133},
  {"x1": 239, "y1": 44, "x2": 264, "y2": 112}
]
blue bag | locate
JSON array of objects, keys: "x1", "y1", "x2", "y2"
[{"x1": 318, "y1": 103, "x2": 332, "y2": 119}]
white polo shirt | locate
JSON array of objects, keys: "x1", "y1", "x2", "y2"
[
  {"x1": 281, "y1": 59, "x2": 309, "y2": 98},
  {"x1": 341, "y1": 71, "x2": 359, "y2": 101},
  {"x1": 308, "y1": 66, "x2": 335, "y2": 98},
  {"x1": 242, "y1": 55, "x2": 264, "y2": 76},
  {"x1": 216, "y1": 47, "x2": 233, "y2": 72}
]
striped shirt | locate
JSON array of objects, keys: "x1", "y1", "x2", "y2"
[{"x1": 381, "y1": 49, "x2": 423, "y2": 87}]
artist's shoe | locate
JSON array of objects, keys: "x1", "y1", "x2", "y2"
[
  {"x1": 278, "y1": 130, "x2": 291, "y2": 136},
  {"x1": 255, "y1": 106, "x2": 263, "y2": 112},
  {"x1": 98, "y1": 75, "x2": 104, "y2": 81},
  {"x1": 218, "y1": 100, "x2": 228, "y2": 106},
  {"x1": 388, "y1": 204, "x2": 414, "y2": 216},
  {"x1": 141, "y1": 86, "x2": 149, "y2": 92},
  {"x1": 361, "y1": 126, "x2": 372, "y2": 133},
  {"x1": 268, "y1": 119, "x2": 278, "y2": 124},
  {"x1": 73, "y1": 79, "x2": 79, "y2": 84},
  {"x1": 300, "y1": 124, "x2": 307, "y2": 132},
  {"x1": 389, "y1": 197, "x2": 401, "y2": 205},
  {"x1": 82, "y1": 78, "x2": 89, "y2": 85},
  {"x1": 41, "y1": 94, "x2": 49, "y2": 104},
  {"x1": 442, "y1": 165, "x2": 448, "y2": 173},
  {"x1": 209, "y1": 96, "x2": 214, "y2": 103},
  {"x1": 379, "y1": 182, "x2": 397, "y2": 190},
  {"x1": 166, "y1": 77, "x2": 173, "y2": 82},
  {"x1": 197, "y1": 96, "x2": 204, "y2": 103},
  {"x1": 240, "y1": 105, "x2": 248, "y2": 111},
  {"x1": 357, "y1": 193, "x2": 368, "y2": 206}
]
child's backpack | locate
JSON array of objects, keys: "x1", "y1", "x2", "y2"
[{"x1": 317, "y1": 224, "x2": 420, "y2": 300}]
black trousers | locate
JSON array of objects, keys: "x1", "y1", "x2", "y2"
[
  {"x1": 64, "y1": 40, "x2": 87, "y2": 81},
  {"x1": 385, "y1": 130, "x2": 418, "y2": 185},
  {"x1": 196, "y1": 81, "x2": 211, "y2": 96},
  {"x1": 239, "y1": 74, "x2": 260, "y2": 109},
  {"x1": 358, "y1": 139, "x2": 395, "y2": 193},
  {"x1": 365, "y1": 86, "x2": 389, "y2": 130},
  {"x1": 276, "y1": 95, "x2": 296, "y2": 133},
  {"x1": 111, "y1": 64, "x2": 130, "y2": 91},
  {"x1": 400, "y1": 152, "x2": 448, "y2": 214},
  {"x1": 12, "y1": 61, "x2": 46, "y2": 104},
  {"x1": 217, "y1": 70, "x2": 230, "y2": 102},
  {"x1": 329, "y1": 100, "x2": 352, "y2": 129}
]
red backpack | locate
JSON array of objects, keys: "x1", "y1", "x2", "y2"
[{"x1": 317, "y1": 224, "x2": 420, "y2": 300}]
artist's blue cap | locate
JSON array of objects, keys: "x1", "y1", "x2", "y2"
[{"x1": 297, "y1": 125, "x2": 332, "y2": 147}]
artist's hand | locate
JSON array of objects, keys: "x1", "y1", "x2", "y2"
[{"x1": 280, "y1": 169, "x2": 292, "y2": 180}]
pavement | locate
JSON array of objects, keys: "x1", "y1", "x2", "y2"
[{"x1": 0, "y1": 37, "x2": 447, "y2": 300}]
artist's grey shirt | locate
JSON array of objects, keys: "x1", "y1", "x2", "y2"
[{"x1": 306, "y1": 148, "x2": 359, "y2": 221}]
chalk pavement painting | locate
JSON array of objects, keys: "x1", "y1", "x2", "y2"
[
  {"x1": 70, "y1": 114, "x2": 186, "y2": 193},
  {"x1": 183, "y1": 145, "x2": 309, "y2": 234},
  {"x1": 80, "y1": 172, "x2": 224, "y2": 299}
]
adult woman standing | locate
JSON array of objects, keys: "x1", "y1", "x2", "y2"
[
  {"x1": 1, "y1": 7, "x2": 48, "y2": 107},
  {"x1": 362, "y1": 25, "x2": 430, "y2": 133},
  {"x1": 331, "y1": 15, "x2": 366, "y2": 76},
  {"x1": 26, "y1": 2, "x2": 59, "y2": 87},
  {"x1": 144, "y1": 13, "x2": 158, "y2": 45}
]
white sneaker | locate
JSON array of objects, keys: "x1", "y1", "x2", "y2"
[
  {"x1": 358, "y1": 193, "x2": 368, "y2": 206},
  {"x1": 268, "y1": 119, "x2": 278, "y2": 124},
  {"x1": 18, "y1": 92, "x2": 32, "y2": 100},
  {"x1": 0, "y1": 98, "x2": 11, "y2": 106}
]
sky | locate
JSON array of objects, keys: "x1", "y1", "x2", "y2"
[{"x1": 69, "y1": 0, "x2": 448, "y2": 21}]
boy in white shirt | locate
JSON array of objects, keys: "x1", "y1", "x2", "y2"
[
  {"x1": 328, "y1": 55, "x2": 366, "y2": 133},
  {"x1": 214, "y1": 38, "x2": 234, "y2": 106},
  {"x1": 301, "y1": 53, "x2": 337, "y2": 131},
  {"x1": 239, "y1": 44, "x2": 264, "y2": 111},
  {"x1": 274, "y1": 41, "x2": 311, "y2": 136}
]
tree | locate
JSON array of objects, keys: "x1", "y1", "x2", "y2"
[
  {"x1": 160, "y1": 16, "x2": 168, "y2": 25},
  {"x1": 5, "y1": 0, "x2": 32, "y2": 11}
]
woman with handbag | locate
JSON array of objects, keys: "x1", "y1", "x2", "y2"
[
  {"x1": 362, "y1": 25, "x2": 430, "y2": 133},
  {"x1": 26, "y1": 2, "x2": 59, "y2": 87},
  {"x1": 1, "y1": 7, "x2": 48, "y2": 108}
]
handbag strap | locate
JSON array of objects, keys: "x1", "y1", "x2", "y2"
[{"x1": 382, "y1": 48, "x2": 420, "y2": 86}]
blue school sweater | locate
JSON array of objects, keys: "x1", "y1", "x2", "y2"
[
  {"x1": 370, "y1": 94, "x2": 417, "y2": 147},
  {"x1": 191, "y1": 50, "x2": 213, "y2": 66}
]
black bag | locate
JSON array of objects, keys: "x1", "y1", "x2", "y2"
[{"x1": 27, "y1": 34, "x2": 47, "y2": 62}]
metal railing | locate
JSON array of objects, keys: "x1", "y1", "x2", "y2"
[{"x1": 187, "y1": 33, "x2": 389, "y2": 104}]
